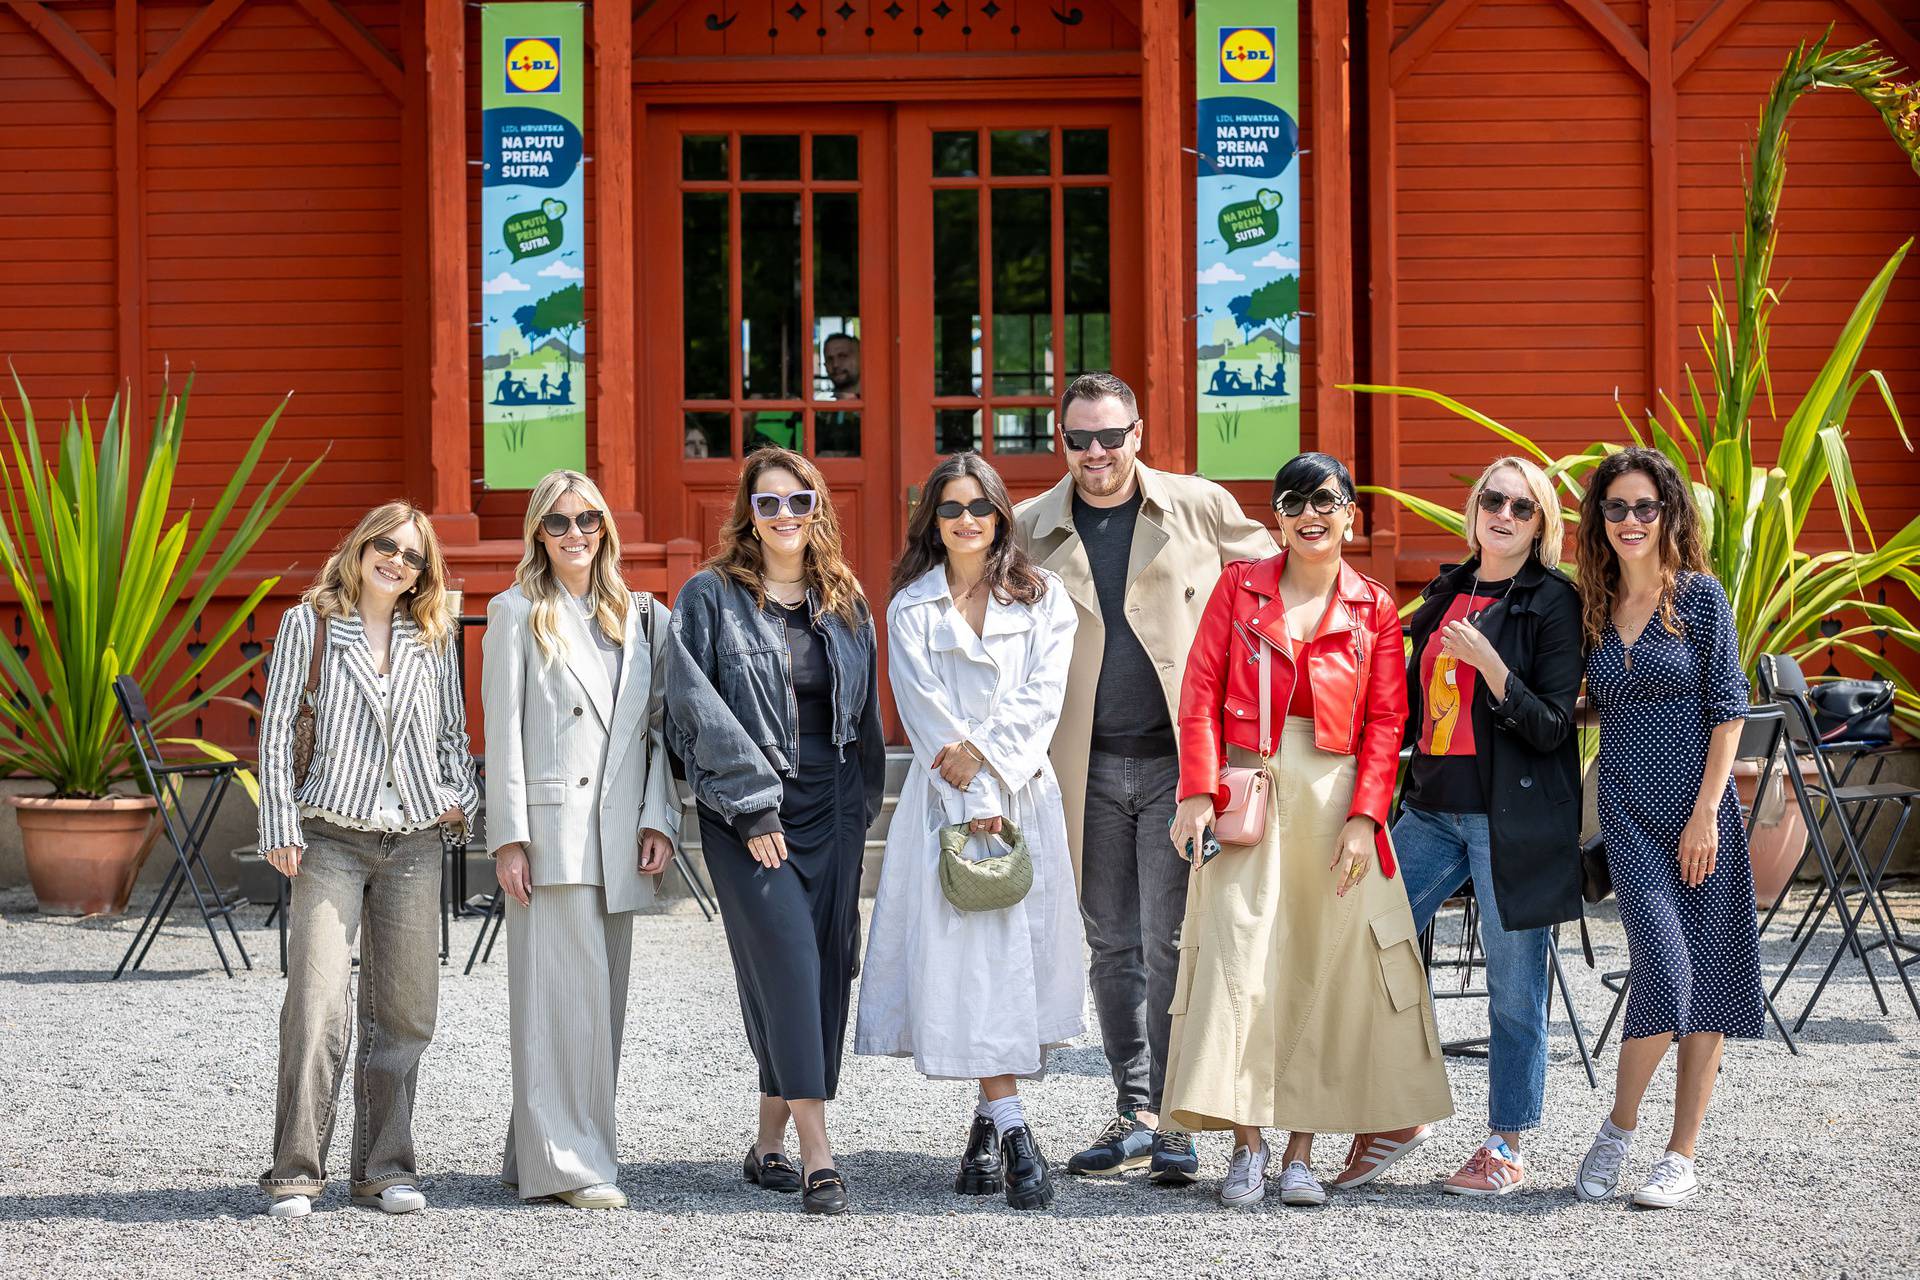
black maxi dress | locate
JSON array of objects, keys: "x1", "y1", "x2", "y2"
[{"x1": 699, "y1": 600, "x2": 868, "y2": 1101}]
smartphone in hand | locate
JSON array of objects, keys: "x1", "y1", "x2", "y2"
[{"x1": 1169, "y1": 817, "x2": 1223, "y2": 865}]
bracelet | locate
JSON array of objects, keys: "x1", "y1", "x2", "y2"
[{"x1": 960, "y1": 741, "x2": 987, "y2": 766}]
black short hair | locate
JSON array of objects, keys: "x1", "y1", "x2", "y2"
[
  {"x1": 1271, "y1": 451, "x2": 1355, "y2": 509},
  {"x1": 1060, "y1": 371, "x2": 1138, "y2": 423}
]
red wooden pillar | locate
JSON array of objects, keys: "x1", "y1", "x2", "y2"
[
  {"x1": 1364, "y1": 0, "x2": 1398, "y2": 584},
  {"x1": 1648, "y1": 0, "x2": 1678, "y2": 410},
  {"x1": 593, "y1": 0, "x2": 643, "y2": 537},
  {"x1": 1139, "y1": 0, "x2": 1190, "y2": 472},
  {"x1": 114, "y1": 0, "x2": 143, "y2": 426},
  {"x1": 424, "y1": 0, "x2": 478, "y2": 542},
  {"x1": 1310, "y1": 0, "x2": 1355, "y2": 470}
]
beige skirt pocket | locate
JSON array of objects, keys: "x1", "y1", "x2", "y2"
[
  {"x1": 1170, "y1": 942, "x2": 1199, "y2": 1016},
  {"x1": 1369, "y1": 908, "x2": 1425, "y2": 1013}
]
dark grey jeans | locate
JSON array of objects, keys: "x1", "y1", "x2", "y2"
[{"x1": 1079, "y1": 750, "x2": 1185, "y2": 1117}]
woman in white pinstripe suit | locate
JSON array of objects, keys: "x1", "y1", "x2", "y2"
[
  {"x1": 257, "y1": 502, "x2": 478, "y2": 1219},
  {"x1": 483, "y1": 470, "x2": 679, "y2": 1210}
]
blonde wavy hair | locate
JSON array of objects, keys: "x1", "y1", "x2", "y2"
[
  {"x1": 1464, "y1": 455, "x2": 1565, "y2": 568},
  {"x1": 305, "y1": 502, "x2": 454, "y2": 651},
  {"x1": 515, "y1": 470, "x2": 628, "y2": 666},
  {"x1": 708, "y1": 448, "x2": 867, "y2": 626}
]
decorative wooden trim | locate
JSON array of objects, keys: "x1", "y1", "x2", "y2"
[
  {"x1": 1558, "y1": 0, "x2": 1649, "y2": 81},
  {"x1": 424, "y1": 0, "x2": 475, "y2": 534},
  {"x1": 1367, "y1": 0, "x2": 1400, "y2": 582},
  {"x1": 1838, "y1": 0, "x2": 1920, "y2": 74},
  {"x1": 633, "y1": 51, "x2": 1142, "y2": 85},
  {"x1": 7, "y1": 1, "x2": 114, "y2": 104},
  {"x1": 1140, "y1": 0, "x2": 1187, "y2": 471},
  {"x1": 1312, "y1": 0, "x2": 1356, "y2": 470},
  {"x1": 632, "y1": 72, "x2": 1141, "y2": 102},
  {"x1": 1671, "y1": 0, "x2": 1754, "y2": 78},
  {"x1": 288, "y1": 0, "x2": 406, "y2": 101},
  {"x1": 1388, "y1": 0, "x2": 1482, "y2": 88},
  {"x1": 595, "y1": 0, "x2": 641, "y2": 523},
  {"x1": 632, "y1": 0, "x2": 681, "y2": 54},
  {"x1": 114, "y1": 0, "x2": 143, "y2": 427},
  {"x1": 1649, "y1": 0, "x2": 1677, "y2": 416},
  {"x1": 138, "y1": 0, "x2": 247, "y2": 108}
]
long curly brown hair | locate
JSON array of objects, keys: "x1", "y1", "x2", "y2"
[
  {"x1": 890, "y1": 453, "x2": 1047, "y2": 604},
  {"x1": 707, "y1": 447, "x2": 867, "y2": 625},
  {"x1": 1575, "y1": 447, "x2": 1707, "y2": 648}
]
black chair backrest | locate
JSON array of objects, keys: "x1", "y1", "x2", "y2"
[
  {"x1": 112, "y1": 674, "x2": 164, "y2": 770},
  {"x1": 1758, "y1": 653, "x2": 1848, "y2": 798},
  {"x1": 1737, "y1": 702, "x2": 1787, "y2": 759}
]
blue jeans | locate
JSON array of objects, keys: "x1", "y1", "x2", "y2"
[{"x1": 1395, "y1": 806, "x2": 1550, "y2": 1134}]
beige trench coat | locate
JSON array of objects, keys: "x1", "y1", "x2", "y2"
[{"x1": 1012, "y1": 464, "x2": 1275, "y2": 879}]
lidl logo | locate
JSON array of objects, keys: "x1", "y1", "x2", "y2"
[
  {"x1": 1218, "y1": 27, "x2": 1276, "y2": 84},
  {"x1": 504, "y1": 37, "x2": 562, "y2": 94}
]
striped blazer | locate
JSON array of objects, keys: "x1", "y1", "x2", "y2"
[{"x1": 257, "y1": 601, "x2": 480, "y2": 853}]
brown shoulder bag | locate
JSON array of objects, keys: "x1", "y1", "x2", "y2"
[{"x1": 289, "y1": 613, "x2": 329, "y2": 787}]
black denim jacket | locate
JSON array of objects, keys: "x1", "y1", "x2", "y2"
[{"x1": 663, "y1": 567, "x2": 886, "y2": 840}]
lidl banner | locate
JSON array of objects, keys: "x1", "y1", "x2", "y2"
[
  {"x1": 481, "y1": 3, "x2": 586, "y2": 489},
  {"x1": 1196, "y1": 6, "x2": 1301, "y2": 480}
]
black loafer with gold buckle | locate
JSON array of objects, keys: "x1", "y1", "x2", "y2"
[
  {"x1": 802, "y1": 1168, "x2": 849, "y2": 1215},
  {"x1": 744, "y1": 1146, "x2": 802, "y2": 1193}
]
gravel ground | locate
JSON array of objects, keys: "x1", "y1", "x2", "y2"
[{"x1": 1, "y1": 883, "x2": 1916, "y2": 1280}]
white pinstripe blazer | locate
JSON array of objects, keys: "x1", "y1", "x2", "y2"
[{"x1": 256, "y1": 602, "x2": 479, "y2": 853}]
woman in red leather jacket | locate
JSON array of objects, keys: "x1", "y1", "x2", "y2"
[{"x1": 1160, "y1": 452, "x2": 1453, "y2": 1210}]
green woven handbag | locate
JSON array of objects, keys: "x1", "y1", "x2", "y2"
[{"x1": 937, "y1": 819, "x2": 1033, "y2": 913}]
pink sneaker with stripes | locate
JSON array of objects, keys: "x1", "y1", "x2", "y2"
[
  {"x1": 1330, "y1": 1125, "x2": 1430, "y2": 1189},
  {"x1": 1443, "y1": 1139, "x2": 1526, "y2": 1196}
]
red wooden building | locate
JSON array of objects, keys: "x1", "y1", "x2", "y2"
[{"x1": 3, "y1": 0, "x2": 1917, "y2": 742}]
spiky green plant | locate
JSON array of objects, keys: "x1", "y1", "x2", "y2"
[
  {"x1": 0, "y1": 370, "x2": 321, "y2": 798},
  {"x1": 1350, "y1": 29, "x2": 1920, "y2": 735}
]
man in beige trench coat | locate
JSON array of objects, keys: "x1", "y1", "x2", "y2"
[{"x1": 1013, "y1": 371, "x2": 1274, "y2": 1184}]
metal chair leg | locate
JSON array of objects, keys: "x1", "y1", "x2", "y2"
[
  {"x1": 1547, "y1": 930, "x2": 1598, "y2": 1088},
  {"x1": 464, "y1": 889, "x2": 506, "y2": 975}
]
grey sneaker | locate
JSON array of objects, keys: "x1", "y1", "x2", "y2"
[
  {"x1": 1219, "y1": 1142, "x2": 1269, "y2": 1208},
  {"x1": 1575, "y1": 1123, "x2": 1633, "y2": 1202},
  {"x1": 1630, "y1": 1152, "x2": 1700, "y2": 1209}
]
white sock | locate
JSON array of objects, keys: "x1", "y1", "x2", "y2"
[
  {"x1": 1484, "y1": 1135, "x2": 1519, "y2": 1163},
  {"x1": 978, "y1": 1093, "x2": 1026, "y2": 1135},
  {"x1": 1600, "y1": 1117, "x2": 1635, "y2": 1143}
]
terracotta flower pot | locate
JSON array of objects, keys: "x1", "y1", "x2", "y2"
[
  {"x1": 9, "y1": 794, "x2": 161, "y2": 916},
  {"x1": 1735, "y1": 756, "x2": 1815, "y2": 911}
]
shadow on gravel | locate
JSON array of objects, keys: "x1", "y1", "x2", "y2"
[
  {"x1": 0, "y1": 1185, "x2": 264, "y2": 1223},
  {"x1": 0, "y1": 968, "x2": 214, "y2": 985}
]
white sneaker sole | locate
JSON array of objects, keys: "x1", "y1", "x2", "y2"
[
  {"x1": 1219, "y1": 1182, "x2": 1267, "y2": 1208},
  {"x1": 1333, "y1": 1127, "x2": 1431, "y2": 1189},
  {"x1": 1443, "y1": 1177, "x2": 1524, "y2": 1197},
  {"x1": 1631, "y1": 1184, "x2": 1699, "y2": 1209},
  {"x1": 1280, "y1": 1186, "x2": 1328, "y2": 1207},
  {"x1": 266, "y1": 1198, "x2": 311, "y2": 1219},
  {"x1": 352, "y1": 1193, "x2": 425, "y2": 1214}
]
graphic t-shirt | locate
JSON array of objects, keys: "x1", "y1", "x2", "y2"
[{"x1": 1404, "y1": 579, "x2": 1511, "y2": 814}]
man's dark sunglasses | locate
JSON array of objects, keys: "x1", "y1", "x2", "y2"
[
  {"x1": 935, "y1": 498, "x2": 996, "y2": 520},
  {"x1": 540, "y1": 510, "x2": 605, "y2": 538},
  {"x1": 1599, "y1": 498, "x2": 1664, "y2": 524},
  {"x1": 1062, "y1": 422, "x2": 1139, "y2": 452},
  {"x1": 1273, "y1": 487, "x2": 1351, "y2": 518},
  {"x1": 369, "y1": 535, "x2": 428, "y2": 573},
  {"x1": 1477, "y1": 488, "x2": 1540, "y2": 521}
]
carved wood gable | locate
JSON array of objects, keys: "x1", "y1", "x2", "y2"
[{"x1": 635, "y1": 0, "x2": 1141, "y2": 58}]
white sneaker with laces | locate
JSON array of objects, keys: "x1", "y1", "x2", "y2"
[
  {"x1": 266, "y1": 1194, "x2": 311, "y2": 1219},
  {"x1": 1575, "y1": 1123, "x2": 1632, "y2": 1202},
  {"x1": 1278, "y1": 1160, "x2": 1327, "y2": 1207},
  {"x1": 1631, "y1": 1151, "x2": 1700, "y2": 1209},
  {"x1": 1219, "y1": 1142, "x2": 1269, "y2": 1208},
  {"x1": 352, "y1": 1184, "x2": 426, "y2": 1214}
]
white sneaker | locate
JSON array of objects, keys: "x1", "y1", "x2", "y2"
[
  {"x1": 1219, "y1": 1142, "x2": 1269, "y2": 1208},
  {"x1": 1631, "y1": 1151, "x2": 1700, "y2": 1209},
  {"x1": 1278, "y1": 1160, "x2": 1327, "y2": 1207},
  {"x1": 352, "y1": 1184, "x2": 426, "y2": 1214},
  {"x1": 266, "y1": 1194, "x2": 311, "y2": 1219},
  {"x1": 554, "y1": 1181, "x2": 628, "y2": 1210},
  {"x1": 1575, "y1": 1122, "x2": 1632, "y2": 1202}
]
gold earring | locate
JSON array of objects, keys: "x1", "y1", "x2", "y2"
[{"x1": 1344, "y1": 526, "x2": 1354, "y2": 542}]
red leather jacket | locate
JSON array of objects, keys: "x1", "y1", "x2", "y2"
[{"x1": 1177, "y1": 553, "x2": 1409, "y2": 867}]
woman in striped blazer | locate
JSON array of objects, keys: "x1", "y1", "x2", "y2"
[{"x1": 256, "y1": 501, "x2": 478, "y2": 1219}]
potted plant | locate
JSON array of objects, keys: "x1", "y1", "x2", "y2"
[
  {"x1": 1350, "y1": 31, "x2": 1920, "y2": 902},
  {"x1": 0, "y1": 371, "x2": 317, "y2": 914}
]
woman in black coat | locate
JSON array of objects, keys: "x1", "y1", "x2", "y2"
[{"x1": 1331, "y1": 456, "x2": 1584, "y2": 1198}]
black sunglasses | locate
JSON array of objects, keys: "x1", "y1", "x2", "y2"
[
  {"x1": 935, "y1": 498, "x2": 996, "y2": 520},
  {"x1": 368, "y1": 535, "x2": 428, "y2": 574},
  {"x1": 540, "y1": 510, "x2": 605, "y2": 538},
  {"x1": 750, "y1": 489, "x2": 818, "y2": 520},
  {"x1": 1062, "y1": 423, "x2": 1138, "y2": 452},
  {"x1": 1599, "y1": 498, "x2": 1664, "y2": 524},
  {"x1": 1273, "y1": 487, "x2": 1351, "y2": 518},
  {"x1": 1477, "y1": 488, "x2": 1541, "y2": 521}
]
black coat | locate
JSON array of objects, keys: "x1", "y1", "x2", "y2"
[{"x1": 1401, "y1": 556, "x2": 1585, "y2": 931}]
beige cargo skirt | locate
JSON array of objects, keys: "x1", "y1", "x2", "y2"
[{"x1": 1163, "y1": 721, "x2": 1454, "y2": 1134}]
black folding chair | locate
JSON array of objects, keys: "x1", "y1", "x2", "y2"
[
  {"x1": 112, "y1": 675, "x2": 252, "y2": 979},
  {"x1": 1757, "y1": 655, "x2": 1919, "y2": 1029},
  {"x1": 1593, "y1": 704, "x2": 1802, "y2": 1055}
]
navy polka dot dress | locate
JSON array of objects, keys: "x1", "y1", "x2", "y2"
[{"x1": 1587, "y1": 572, "x2": 1766, "y2": 1041}]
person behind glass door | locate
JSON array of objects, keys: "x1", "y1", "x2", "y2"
[
  {"x1": 484, "y1": 470, "x2": 679, "y2": 1211},
  {"x1": 1343, "y1": 456, "x2": 1583, "y2": 1197},
  {"x1": 256, "y1": 502, "x2": 477, "y2": 1219},
  {"x1": 816, "y1": 333, "x2": 862, "y2": 458},
  {"x1": 856, "y1": 453, "x2": 1084, "y2": 1211},
  {"x1": 663, "y1": 448, "x2": 886, "y2": 1216},
  {"x1": 1572, "y1": 447, "x2": 1764, "y2": 1210}
]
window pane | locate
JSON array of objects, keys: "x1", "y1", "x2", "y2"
[
  {"x1": 933, "y1": 189, "x2": 981, "y2": 397},
  {"x1": 936, "y1": 408, "x2": 983, "y2": 455},
  {"x1": 1064, "y1": 187, "x2": 1112, "y2": 378},
  {"x1": 741, "y1": 134, "x2": 802, "y2": 181},
  {"x1": 741, "y1": 193, "x2": 801, "y2": 400},
  {"x1": 990, "y1": 188, "x2": 1052, "y2": 396},
  {"x1": 992, "y1": 406, "x2": 1055, "y2": 455},
  {"x1": 682, "y1": 193, "x2": 729, "y2": 400},
  {"x1": 1063, "y1": 128, "x2": 1108, "y2": 176},
  {"x1": 812, "y1": 134, "x2": 858, "y2": 181},
  {"x1": 815, "y1": 409, "x2": 861, "y2": 459},
  {"x1": 684, "y1": 410, "x2": 729, "y2": 458},
  {"x1": 990, "y1": 129, "x2": 1050, "y2": 176},
  {"x1": 813, "y1": 192, "x2": 861, "y2": 405},
  {"x1": 683, "y1": 134, "x2": 728, "y2": 181},
  {"x1": 933, "y1": 131, "x2": 978, "y2": 178},
  {"x1": 745, "y1": 409, "x2": 803, "y2": 453}
]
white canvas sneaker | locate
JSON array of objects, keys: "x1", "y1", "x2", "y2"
[
  {"x1": 1278, "y1": 1160, "x2": 1327, "y2": 1207},
  {"x1": 1575, "y1": 1123, "x2": 1632, "y2": 1202},
  {"x1": 352, "y1": 1184, "x2": 427, "y2": 1214},
  {"x1": 1631, "y1": 1152, "x2": 1700, "y2": 1209},
  {"x1": 266, "y1": 1194, "x2": 311, "y2": 1219},
  {"x1": 1219, "y1": 1142, "x2": 1270, "y2": 1208}
]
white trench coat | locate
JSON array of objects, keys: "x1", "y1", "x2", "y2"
[{"x1": 855, "y1": 565, "x2": 1086, "y2": 1080}]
